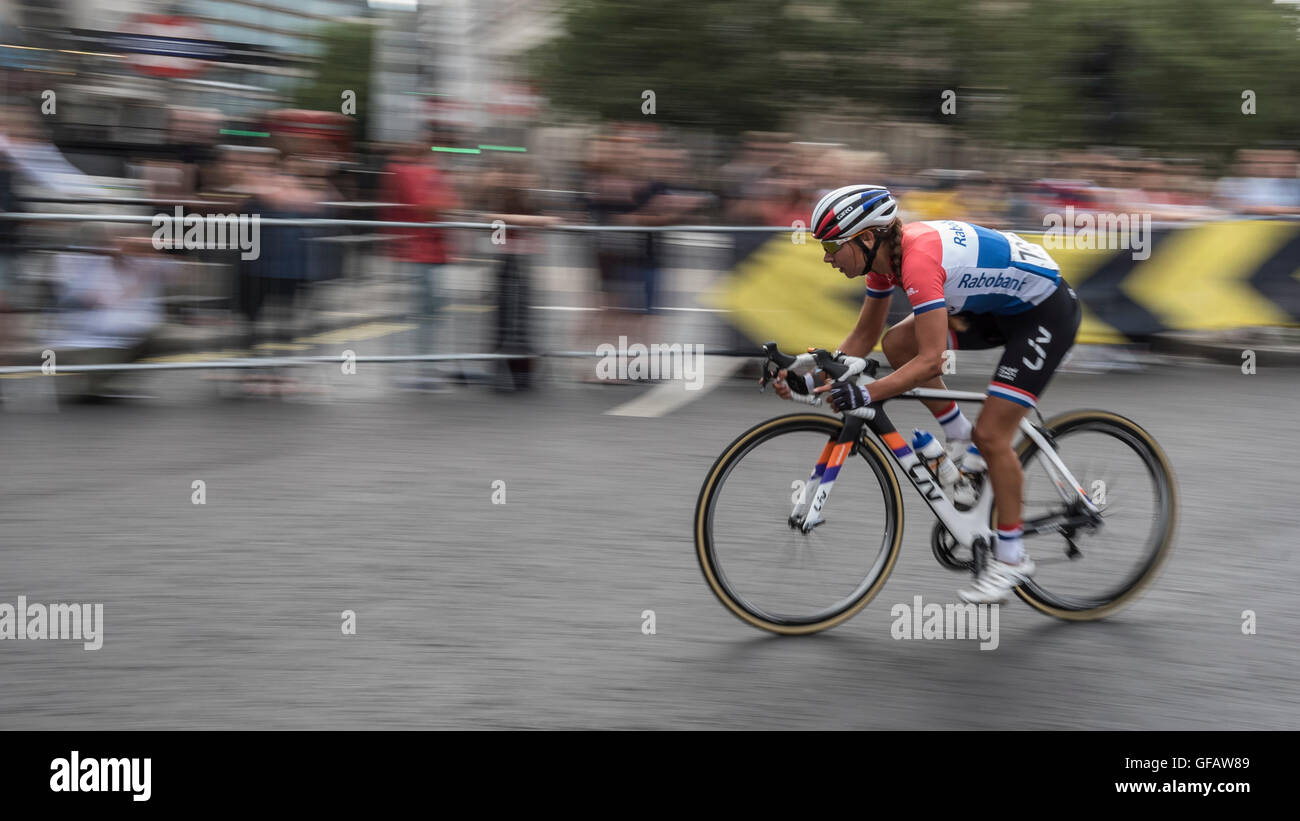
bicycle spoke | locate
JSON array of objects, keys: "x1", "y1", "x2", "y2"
[
  {"x1": 699, "y1": 419, "x2": 899, "y2": 627},
  {"x1": 1016, "y1": 415, "x2": 1173, "y2": 613}
]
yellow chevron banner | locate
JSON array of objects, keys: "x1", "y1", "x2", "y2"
[{"x1": 707, "y1": 221, "x2": 1300, "y2": 349}]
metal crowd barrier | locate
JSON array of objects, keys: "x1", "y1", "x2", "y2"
[
  {"x1": 0, "y1": 211, "x2": 789, "y2": 376},
  {"x1": 13, "y1": 208, "x2": 1273, "y2": 377},
  {"x1": 0, "y1": 350, "x2": 765, "y2": 376}
]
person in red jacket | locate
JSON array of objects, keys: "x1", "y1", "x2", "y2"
[{"x1": 382, "y1": 128, "x2": 461, "y2": 389}]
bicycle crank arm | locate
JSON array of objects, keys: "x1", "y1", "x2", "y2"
[{"x1": 1023, "y1": 512, "x2": 1101, "y2": 536}]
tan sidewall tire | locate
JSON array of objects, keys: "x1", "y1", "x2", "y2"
[
  {"x1": 695, "y1": 414, "x2": 905, "y2": 635},
  {"x1": 1010, "y1": 410, "x2": 1178, "y2": 620}
]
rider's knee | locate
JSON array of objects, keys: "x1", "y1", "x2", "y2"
[{"x1": 971, "y1": 419, "x2": 1012, "y2": 453}]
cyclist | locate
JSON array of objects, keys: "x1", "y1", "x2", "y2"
[{"x1": 772, "y1": 184, "x2": 1082, "y2": 603}]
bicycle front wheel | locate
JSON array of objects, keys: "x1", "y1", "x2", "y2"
[
  {"x1": 1012, "y1": 410, "x2": 1178, "y2": 620},
  {"x1": 695, "y1": 414, "x2": 904, "y2": 635}
]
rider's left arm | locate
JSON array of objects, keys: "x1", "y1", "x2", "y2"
[{"x1": 822, "y1": 308, "x2": 948, "y2": 404}]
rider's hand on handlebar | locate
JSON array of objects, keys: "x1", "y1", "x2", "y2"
[
  {"x1": 767, "y1": 369, "x2": 824, "y2": 400},
  {"x1": 767, "y1": 369, "x2": 793, "y2": 400},
  {"x1": 815, "y1": 380, "x2": 871, "y2": 412}
]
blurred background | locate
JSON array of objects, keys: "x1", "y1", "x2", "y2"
[
  {"x1": 2, "y1": 0, "x2": 1300, "y2": 388},
  {"x1": 1, "y1": 1, "x2": 1298, "y2": 730}
]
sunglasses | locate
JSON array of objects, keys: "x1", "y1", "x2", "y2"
[{"x1": 820, "y1": 240, "x2": 845, "y2": 254}]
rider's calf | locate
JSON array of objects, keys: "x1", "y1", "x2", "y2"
[{"x1": 971, "y1": 415, "x2": 1014, "y2": 454}]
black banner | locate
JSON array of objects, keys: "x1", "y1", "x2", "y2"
[{"x1": 0, "y1": 731, "x2": 1282, "y2": 809}]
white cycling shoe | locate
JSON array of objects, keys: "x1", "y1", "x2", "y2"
[
  {"x1": 944, "y1": 440, "x2": 982, "y2": 508},
  {"x1": 947, "y1": 440, "x2": 986, "y2": 473},
  {"x1": 959, "y1": 555, "x2": 1035, "y2": 604}
]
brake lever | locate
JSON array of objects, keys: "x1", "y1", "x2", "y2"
[
  {"x1": 809, "y1": 349, "x2": 846, "y2": 381},
  {"x1": 759, "y1": 341, "x2": 800, "y2": 392}
]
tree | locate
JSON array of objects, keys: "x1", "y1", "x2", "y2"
[
  {"x1": 532, "y1": 0, "x2": 1300, "y2": 153},
  {"x1": 292, "y1": 22, "x2": 374, "y2": 140},
  {"x1": 530, "y1": 0, "x2": 832, "y2": 133},
  {"x1": 959, "y1": 0, "x2": 1300, "y2": 151}
]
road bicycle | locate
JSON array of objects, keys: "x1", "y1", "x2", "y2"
[{"x1": 694, "y1": 343, "x2": 1177, "y2": 635}]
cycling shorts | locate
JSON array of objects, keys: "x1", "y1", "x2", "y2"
[{"x1": 947, "y1": 284, "x2": 1082, "y2": 408}]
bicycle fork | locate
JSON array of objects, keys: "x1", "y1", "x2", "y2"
[{"x1": 789, "y1": 416, "x2": 864, "y2": 532}]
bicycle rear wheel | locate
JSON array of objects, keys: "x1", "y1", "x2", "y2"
[
  {"x1": 695, "y1": 414, "x2": 904, "y2": 635},
  {"x1": 1011, "y1": 410, "x2": 1177, "y2": 619}
]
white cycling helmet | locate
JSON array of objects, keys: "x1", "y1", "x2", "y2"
[{"x1": 810, "y1": 184, "x2": 898, "y2": 244}]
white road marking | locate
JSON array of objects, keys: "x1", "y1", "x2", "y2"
[{"x1": 605, "y1": 356, "x2": 746, "y2": 418}]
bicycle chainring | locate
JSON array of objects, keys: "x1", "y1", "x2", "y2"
[{"x1": 930, "y1": 522, "x2": 976, "y2": 572}]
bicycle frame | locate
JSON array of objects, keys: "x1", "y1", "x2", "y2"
[{"x1": 790, "y1": 387, "x2": 1100, "y2": 548}]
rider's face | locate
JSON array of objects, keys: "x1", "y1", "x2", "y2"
[{"x1": 823, "y1": 234, "x2": 872, "y2": 278}]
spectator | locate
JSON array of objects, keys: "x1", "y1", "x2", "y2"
[
  {"x1": 46, "y1": 229, "x2": 176, "y2": 401},
  {"x1": 0, "y1": 102, "x2": 100, "y2": 198},
  {"x1": 236, "y1": 153, "x2": 327, "y2": 396},
  {"x1": 0, "y1": 101, "x2": 101, "y2": 378},
  {"x1": 381, "y1": 128, "x2": 461, "y2": 391},
  {"x1": 718, "y1": 133, "x2": 793, "y2": 264},
  {"x1": 479, "y1": 155, "x2": 559, "y2": 392},
  {"x1": 0, "y1": 143, "x2": 19, "y2": 353},
  {"x1": 1213, "y1": 149, "x2": 1300, "y2": 216},
  {"x1": 578, "y1": 134, "x2": 639, "y2": 375},
  {"x1": 753, "y1": 170, "x2": 813, "y2": 229},
  {"x1": 614, "y1": 144, "x2": 709, "y2": 369}
]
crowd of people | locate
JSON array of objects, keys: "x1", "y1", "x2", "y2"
[
  {"x1": 713, "y1": 135, "x2": 1300, "y2": 230},
  {"x1": 3, "y1": 97, "x2": 1300, "y2": 400}
]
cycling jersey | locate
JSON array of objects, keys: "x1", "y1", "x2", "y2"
[{"x1": 866, "y1": 220, "x2": 1062, "y2": 316}]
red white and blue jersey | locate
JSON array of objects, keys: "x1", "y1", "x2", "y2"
[{"x1": 866, "y1": 221, "x2": 1062, "y2": 316}]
